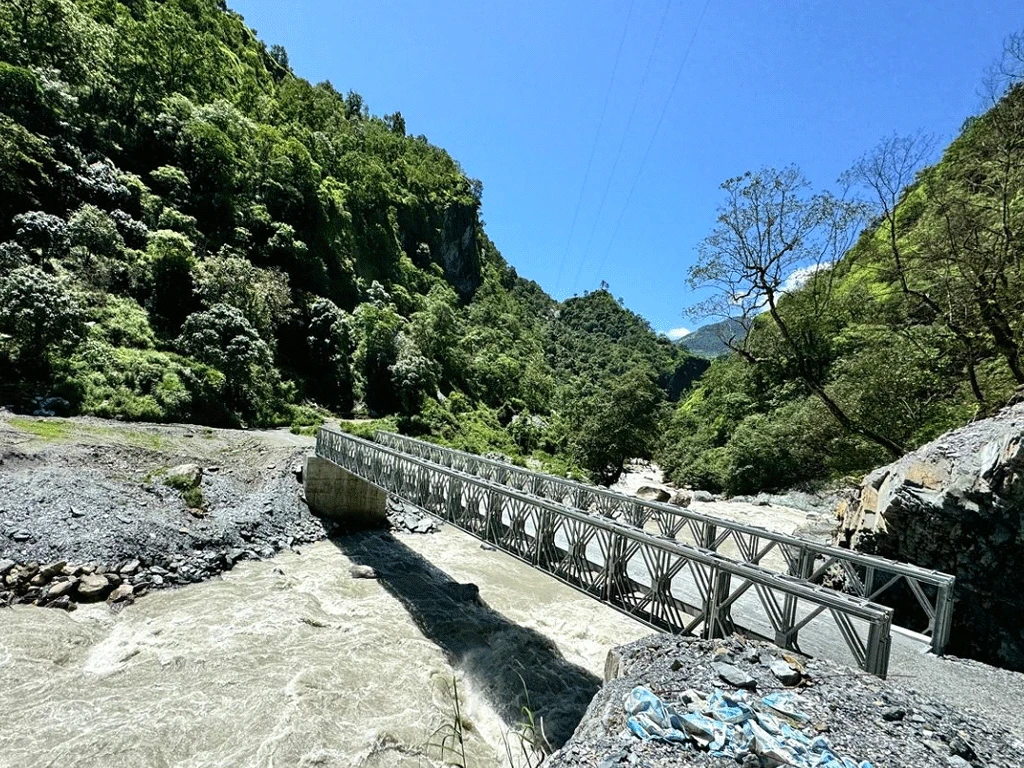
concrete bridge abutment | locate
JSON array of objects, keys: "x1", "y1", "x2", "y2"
[{"x1": 304, "y1": 456, "x2": 388, "y2": 529}]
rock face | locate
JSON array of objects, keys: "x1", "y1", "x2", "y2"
[
  {"x1": 837, "y1": 402, "x2": 1024, "y2": 670},
  {"x1": 403, "y1": 201, "x2": 482, "y2": 300}
]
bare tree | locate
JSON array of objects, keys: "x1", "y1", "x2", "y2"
[
  {"x1": 844, "y1": 134, "x2": 991, "y2": 403},
  {"x1": 688, "y1": 166, "x2": 905, "y2": 457}
]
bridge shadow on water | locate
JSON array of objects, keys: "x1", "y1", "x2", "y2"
[{"x1": 329, "y1": 529, "x2": 602, "y2": 749}]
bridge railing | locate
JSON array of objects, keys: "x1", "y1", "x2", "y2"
[
  {"x1": 374, "y1": 430, "x2": 954, "y2": 656},
  {"x1": 319, "y1": 427, "x2": 894, "y2": 677}
]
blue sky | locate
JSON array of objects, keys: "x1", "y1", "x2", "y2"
[{"x1": 230, "y1": 0, "x2": 1023, "y2": 337}]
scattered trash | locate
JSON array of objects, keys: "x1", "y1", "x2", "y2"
[{"x1": 624, "y1": 686, "x2": 873, "y2": 768}]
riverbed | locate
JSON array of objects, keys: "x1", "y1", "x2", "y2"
[{"x1": 0, "y1": 526, "x2": 651, "y2": 768}]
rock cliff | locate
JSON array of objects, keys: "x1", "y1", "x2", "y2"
[{"x1": 837, "y1": 403, "x2": 1024, "y2": 670}]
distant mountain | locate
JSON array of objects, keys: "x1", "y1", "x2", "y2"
[{"x1": 678, "y1": 318, "x2": 746, "y2": 358}]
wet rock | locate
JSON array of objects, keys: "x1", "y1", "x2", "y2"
[
  {"x1": 446, "y1": 582, "x2": 481, "y2": 603},
  {"x1": 636, "y1": 485, "x2": 671, "y2": 503},
  {"x1": 50, "y1": 595, "x2": 75, "y2": 611},
  {"x1": 108, "y1": 583, "x2": 134, "y2": 602},
  {"x1": 692, "y1": 490, "x2": 714, "y2": 503},
  {"x1": 348, "y1": 565, "x2": 377, "y2": 579},
  {"x1": 45, "y1": 578, "x2": 77, "y2": 599},
  {"x1": 668, "y1": 490, "x2": 692, "y2": 508},
  {"x1": 76, "y1": 573, "x2": 111, "y2": 601}
]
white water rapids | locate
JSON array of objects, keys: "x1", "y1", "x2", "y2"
[{"x1": 0, "y1": 526, "x2": 650, "y2": 767}]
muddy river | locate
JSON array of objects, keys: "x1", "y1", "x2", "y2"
[{"x1": 0, "y1": 526, "x2": 650, "y2": 768}]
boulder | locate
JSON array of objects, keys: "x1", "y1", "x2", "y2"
[
  {"x1": 712, "y1": 661, "x2": 757, "y2": 690},
  {"x1": 348, "y1": 565, "x2": 377, "y2": 579},
  {"x1": 45, "y1": 578, "x2": 77, "y2": 600},
  {"x1": 769, "y1": 658, "x2": 802, "y2": 686},
  {"x1": 108, "y1": 583, "x2": 135, "y2": 602},
  {"x1": 76, "y1": 573, "x2": 111, "y2": 602},
  {"x1": 0, "y1": 559, "x2": 14, "y2": 576},
  {"x1": 692, "y1": 490, "x2": 715, "y2": 503},
  {"x1": 165, "y1": 463, "x2": 202, "y2": 489},
  {"x1": 635, "y1": 485, "x2": 671, "y2": 503},
  {"x1": 668, "y1": 489, "x2": 693, "y2": 508},
  {"x1": 837, "y1": 402, "x2": 1024, "y2": 670}
]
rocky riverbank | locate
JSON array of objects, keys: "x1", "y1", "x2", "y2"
[
  {"x1": 0, "y1": 414, "x2": 327, "y2": 611},
  {"x1": 545, "y1": 633, "x2": 1024, "y2": 768}
]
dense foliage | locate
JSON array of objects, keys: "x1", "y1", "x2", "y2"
[
  {"x1": 660, "y1": 42, "x2": 1024, "y2": 494},
  {"x1": 0, "y1": 0, "x2": 702, "y2": 483}
]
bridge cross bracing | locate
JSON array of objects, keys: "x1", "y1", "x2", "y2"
[
  {"x1": 374, "y1": 430, "x2": 955, "y2": 656},
  {"x1": 316, "y1": 428, "x2": 897, "y2": 677}
]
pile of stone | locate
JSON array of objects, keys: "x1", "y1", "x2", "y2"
[
  {"x1": 545, "y1": 633, "x2": 1022, "y2": 768},
  {"x1": 0, "y1": 547, "x2": 274, "y2": 612},
  {"x1": 386, "y1": 498, "x2": 440, "y2": 534}
]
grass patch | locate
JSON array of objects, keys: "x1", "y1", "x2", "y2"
[{"x1": 7, "y1": 417, "x2": 74, "y2": 441}]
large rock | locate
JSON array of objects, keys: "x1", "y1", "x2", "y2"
[
  {"x1": 635, "y1": 485, "x2": 671, "y2": 503},
  {"x1": 669, "y1": 489, "x2": 693, "y2": 508},
  {"x1": 76, "y1": 573, "x2": 111, "y2": 602},
  {"x1": 837, "y1": 402, "x2": 1024, "y2": 670},
  {"x1": 165, "y1": 463, "x2": 202, "y2": 489}
]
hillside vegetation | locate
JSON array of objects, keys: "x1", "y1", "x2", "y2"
[
  {"x1": 0, "y1": 0, "x2": 701, "y2": 484},
  {"x1": 659, "y1": 37, "x2": 1024, "y2": 494}
]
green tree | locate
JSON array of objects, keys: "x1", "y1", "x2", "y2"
[
  {"x1": 176, "y1": 304, "x2": 278, "y2": 423},
  {"x1": 567, "y1": 367, "x2": 663, "y2": 485},
  {"x1": 0, "y1": 265, "x2": 83, "y2": 372},
  {"x1": 689, "y1": 167, "x2": 904, "y2": 458}
]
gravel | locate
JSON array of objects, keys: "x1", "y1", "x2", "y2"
[
  {"x1": 0, "y1": 418, "x2": 327, "y2": 609},
  {"x1": 544, "y1": 633, "x2": 1024, "y2": 768}
]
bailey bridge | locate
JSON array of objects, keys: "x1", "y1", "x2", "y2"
[{"x1": 307, "y1": 427, "x2": 957, "y2": 679}]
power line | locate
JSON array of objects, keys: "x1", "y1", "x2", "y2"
[
  {"x1": 590, "y1": 0, "x2": 712, "y2": 287},
  {"x1": 552, "y1": 0, "x2": 636, "y2": 296},
  {"x1": 570, "y1": 0, "x2": 673, "y2": 294}
]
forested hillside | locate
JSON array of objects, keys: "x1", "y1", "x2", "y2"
[
  {"x1": 0, "y1": 0, "x2": 701, "y2": 484},
  {"x1": 659, "y1": 38, "x2": 1024, "y2": 494}
]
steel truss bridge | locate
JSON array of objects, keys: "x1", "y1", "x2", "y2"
[
  {"x1": 375, "y1": 430, "x2": 955, "y2": 656},
  {"x1": 316, "y1": 428, "x2": 955, "y2": 678}
]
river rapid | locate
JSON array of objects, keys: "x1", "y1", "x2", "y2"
[{"x1": 0, "y1": 526, "x2": 650, "y2": 768}]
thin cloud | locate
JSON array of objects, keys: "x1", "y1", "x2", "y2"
[
  {"x1": 781, "y1": 263, "x2": 827, "y2": 294},
  {"x1": 664, "y1": 327, "x2": 691, "y2": 340}
]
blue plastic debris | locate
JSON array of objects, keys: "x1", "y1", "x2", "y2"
[
  {"x1": 762, "y1": 691, "x2": 811, "y2": 722},
  {"x1": 623, "y1": 686, "x2": 874, "y2": 768}
]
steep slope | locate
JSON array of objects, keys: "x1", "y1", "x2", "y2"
[
  {"x1": 0, "y1": 0, "x2": 700, "y2": 479},
  {"x1": 659, "y1": 77, "x2": 1024, "y2": 495},
  {"x1": 678, "y1": 317, "x2": 746, "y2": 358}
]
